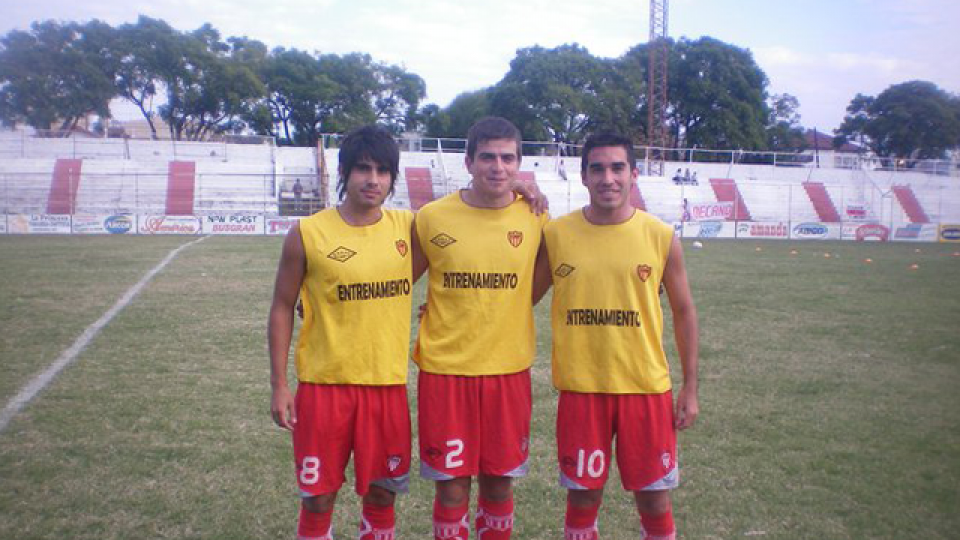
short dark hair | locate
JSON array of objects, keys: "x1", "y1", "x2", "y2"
[
  {"x1": 466, "y1": 117, "x2": 522, "y2": 160},
  {"x1": 581, "y1": 131, "x2": 638, "y2": 176},
  {"x1": 337, "y1": 125, "x2": 400, "y2": 200}
]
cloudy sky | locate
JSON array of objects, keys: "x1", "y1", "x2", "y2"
[{"x1": 2, "y1": 0, "x2": 957, "y2": 132}]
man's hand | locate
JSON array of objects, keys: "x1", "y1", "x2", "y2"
[
  {"x1": 513, "y1": 178, "x2": 549, "y2": 215},
  {"x1": 271, "y1": 385, "x2": 297, "y2": 431},
  {"x1": 674, "y1": 384, "x2": 699, "y2": 430}
]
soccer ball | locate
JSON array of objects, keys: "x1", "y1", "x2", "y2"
[{"x1": 692, "y1": 241, "x2": 703, "y2": 249}]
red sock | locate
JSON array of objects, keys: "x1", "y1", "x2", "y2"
[
  {"x1": 476, "y1": 497, "x2": 514, "y2": 539},
  {"x1": 564, "y1": 499, "x2": 600, "y2": 540},
  {"x1": 639, "y1": 510, "x2": 675, "y2": 540},
  {"x1": 360, "y1": 502, "x2": 395, "y2": 540},
  {"x1": 434, "y1": 498, "x2": 470, "y2": 540},
  {"x1": 298, "y1": 504, "x2": 333, "y2": 540}
]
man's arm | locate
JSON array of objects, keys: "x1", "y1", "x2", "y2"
[
  {"x1": 532, "y1": 238, "x2": 553, "y2": 306},
  {"x1": 411, "y1": 218, "x2": 428, "y2": 283},
  {"x1": 511, "y1": 177, "x2": 549, "y2": 215},
  {"x1": 267, "y1": 224, "x2": 307, "y2": 431},
  {"x1": 661, "y1": 236, "x2": 699, "y2": 430}
]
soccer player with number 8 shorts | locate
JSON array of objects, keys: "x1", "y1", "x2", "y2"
[
  {"x1": 533, "y1": 131, "x2": 700, "y2": 540},
  {"x1": 412, "y1": 117, "x2": 548, "y2": 540},
  {"x1": 268, "y1": 125, "x2": 425, "y2": 540}
]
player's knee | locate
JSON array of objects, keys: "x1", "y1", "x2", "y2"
[
  {"x1": 568, "y1": 488, "x2": 603, "y2": 507},
  {"x1": 635, "y1": 490, "x2": 671, "y2": 515},
  {"x1": 363, "y1": 485, "x2": 396, "y2": 507},
  {"x1": 436, "y1": 477, "x2": 471, "y2": 507},
  {"x1": 477, "y1": 474, "x2": 512, "y2": 502},
  {"x1": 302, "y1": 492, "x2": 336, "y2": 514}
]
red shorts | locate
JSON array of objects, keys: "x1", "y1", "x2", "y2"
[
  {"x1": 418, "y1": 370, "x2": 532, "y2": 480},
  {"x1": 293, "y1": 383, "x2": 411, "y2": 497},
  {"x1": 556, "y1": 391, "x2": 678, "y2": 492}
]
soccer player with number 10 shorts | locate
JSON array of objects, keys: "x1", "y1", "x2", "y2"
[
  {"x1": 533, "y1": 131, "x2": 700, "y2": 540},
  {"x1": 268, "y1": 125, "x2": 425, "y2": 540}
]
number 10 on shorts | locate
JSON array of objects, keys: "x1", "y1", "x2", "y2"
[{"x1": 576, "y1": 449, "x2": 605, "y2": 479}]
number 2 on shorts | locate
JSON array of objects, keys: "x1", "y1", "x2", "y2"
[{"x1": 445, "y1": 439, "x2": 464, "y2": 469}]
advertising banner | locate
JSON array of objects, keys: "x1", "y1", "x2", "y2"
[
  {"x1": 736, "y1": 221, "x2": 790, "y2": 239},
  {"x1": 680, "y1": 220, "x2": 734, "y2": 239},
  {"x1": 265, "y1": 216, "x2": 302, "y2": 236},
  {"x1": 689, "y1": 201, "x2": 734, "y2": 221},
  {"x1": 203, "y1": 215, "x2": 265, "y2": 235},
  {"x1": 138, "y1": 215, "x2": 202, "y2": 235},
  {"x1": 939, "y1": 224, "x2": 960, "y2": 243},
  {"x1": 842, "y1": 222, "x2": 889, "y2": 241},
  {"x1": 790, "y1": 222, "x2": 841, "y2": 240},
  {"x1": 845, "y1": 203, "x2": 867, "y2": 220},
  {"x1": 892, "y1": 223, "x2": 938, "y2": 242},
  {"x1": 72, "y1": 214, "x2": 135, "y2": 234},
  {"x1": 7, "y1": 214, "x2": 71, "y2": 234}
]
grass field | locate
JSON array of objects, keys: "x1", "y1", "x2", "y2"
[{"x1": 0, "y1": 235, "x2": 958, "y2": 539}]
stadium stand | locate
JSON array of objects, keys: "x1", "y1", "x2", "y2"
[
  {"x1": 802, "y1": 182, "x2": 842, "y2": 223},
  {"x1": 709, "y1": 178, "x2": 752, "y2": 221},
  {"x1": 47, "y1": 159, "x2": 83, "y2": 214},
  {"x1": 2, "y1": 131, "x2": 959, "y2": 238},
  {"x1": 404, "y1": 167, "x2": 435, "y2": 210},
  {"x1": 166, "y1": 161, "x2": 196, "y2": 216},
  {"x1": 892, "y1": 185, "x2": 930, "y2": 223}
]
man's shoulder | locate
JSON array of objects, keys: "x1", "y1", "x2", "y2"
[
  {"x1": 383, "y1": 207, "x2": 414, "y2": 224},
  {"x1": 545, "y1": 209, "x2": 581, "y2": 233},
  {"x1": 417, "y1": 192, "x2": 459, "y2": 217},
  {"x1": 302, "y1": 207, "x2": 337, "y2": 227},
  {"x1": 633, "y1": 211, "x2": 673, "y2": 233}
]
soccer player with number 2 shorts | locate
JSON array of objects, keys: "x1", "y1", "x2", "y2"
[
  {"x1": 533, "y1": 131, "x2": 700, "y2": 540},
  {"x1": 268, "y1": 125, "x2": 425, "y2": 540},
  {"x1": 413, "y1": 117, "x2": 547, "y2": 540}
]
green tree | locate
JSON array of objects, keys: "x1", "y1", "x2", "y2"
[
  {"x1": 112, "y1": 17, "x2": 180, "y2": 139},
  {"x1": 836, "y1": 81, "x2": 960, "y2": 160},
  {"x1": 621, "y1": 37, "x2": 769, "y2": 150},
  {"x1": 766, "y1": 93, "x2": 806, "y2": 151},
  {"x1": 371, "y1": 63, "x2": 426, "y2": 133},
  {"x1": 157, "y1": 24, "x2": 265, "y2": 140},
  {"x1": 420, "y1": 89, "x2": 491, "y2": 139},
  {"x1": 0, "y1": 20, "x2": 118, "y2": 132},
  {"x1": 490, "y1": 44, "x2": 635, "y2": 144}
]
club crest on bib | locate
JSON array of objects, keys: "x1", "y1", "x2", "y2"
[
  {"x1": 387, "y1": 455, "x2": 402, "y2": 472},
  {"x1": 507, "y1": 230, "x2": 523, "y2": 247},
  {"x1": 555, "y1": 263, "x2": 575, "y2": 278},
  {"x1": 661, "y1": 452, "x2": 672, "y2": 470},
  {"x1": 431, "y1": 233, "x2": 456, "y2": 248},
  {"x1": 328, "y1": 246, "x2": 357, "y2": 262},
  {"x1": 395, "y1": 239, "x2": 408, "y2": 257},
  {"x1": 637, "y1": 264, "x2": 652, "y2": 282}
]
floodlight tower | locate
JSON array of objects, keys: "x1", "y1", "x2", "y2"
[{"x1": 647, "y1": 0, "x2": 669, "y2": 176}]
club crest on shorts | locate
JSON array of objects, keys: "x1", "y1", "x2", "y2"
[
  {"x1": 507, "y1": 230, "x2": 523, "y2": 247},
  {"x1": 328, "y1": 246, "x2": 357, "y2": 262},
  {"x1": 387, "y1": 455, "x2": 402, "y2": 472},
  {"x1": 637, "y1": 264, "x2": 652, "y2": 282},
  {"x1": 431, "y1": 233, "x2": 457, "y2": 248},
  {"x1": 395, "y1": 239, "x2": 408, "y2": 257},
  {"x1": 555, "y1": 263, "x2": 575, "y2": 278},
  {"x1": 661, "y1": 452, "x2": 671, "y2": 470}
]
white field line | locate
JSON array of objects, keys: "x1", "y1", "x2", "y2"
[{"x1": 0, "y1": 236, "x2": 209, "y2": 434}]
